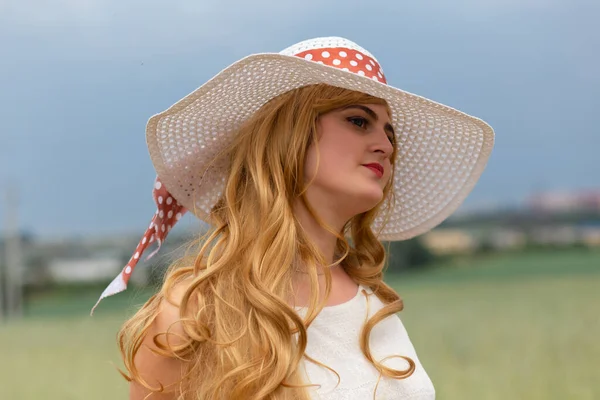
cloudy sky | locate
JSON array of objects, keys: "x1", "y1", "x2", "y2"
[{"x1": 0, "y1": 0, "x2": 598, "y2": 238}]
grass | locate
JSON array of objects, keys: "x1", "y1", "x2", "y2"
[{"x1": 1, "y1": 249, "x2": 598, "y2": 399}]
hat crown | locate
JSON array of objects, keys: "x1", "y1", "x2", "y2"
[
  {"x1": 280, "y1": 37, "x2": 387, "y2": 84},
  {"x1": 280, "y1": 37, "x2": 376, "y2": 59}
]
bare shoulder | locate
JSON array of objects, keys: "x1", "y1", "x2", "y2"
[
  {"x1": 157, "y1": 276, "x2": 196, "y2": 334},
  {"x1": 129, "y1": 277, "x2": 196, "y2": 400}
]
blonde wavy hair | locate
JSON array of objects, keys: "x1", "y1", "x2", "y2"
[{"x1": 118, "y1": 84, "x2": 415, "y2": 399}]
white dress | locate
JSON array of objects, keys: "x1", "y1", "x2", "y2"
[{"x1": 296, "y1": 285, "x2": 436, "y2": 400}]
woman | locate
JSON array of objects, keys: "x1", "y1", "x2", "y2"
[{"x1": 95, "y1": 37, "x2": 494, "y2": 399}]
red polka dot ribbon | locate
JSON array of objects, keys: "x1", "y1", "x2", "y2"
[
  {"x1": 294, "y1": 47, "x2": 387, "y2": 84},
  {"x1": 91, "y1": 177, "x2": 186, "y2": 314}
]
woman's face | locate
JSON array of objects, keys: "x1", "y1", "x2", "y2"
[{"x1": 304, "y1": 103, "x2": 395, "y2": 218}]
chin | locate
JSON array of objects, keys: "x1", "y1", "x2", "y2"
[{"x1": 348, "y1": 189, "x2": 385, "y2": 215}]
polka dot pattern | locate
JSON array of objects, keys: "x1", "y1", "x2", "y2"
[
  {"x1": 93, "y1": 176, "x2": 187, "y2": 312},
  {"x1": 294, "y1": 47, "x2": 387, "y2": 84}
]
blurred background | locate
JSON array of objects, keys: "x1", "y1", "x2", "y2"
[{"x1": 1, "y1": 0, "x2": 599, "y2": 399}]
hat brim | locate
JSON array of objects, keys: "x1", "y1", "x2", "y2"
[{"x1": 146, "y1": 53, "x2": 494, "y2": 241}]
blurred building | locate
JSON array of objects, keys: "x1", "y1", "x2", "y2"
[
  {"x1": 528, "y1": 190, "x2": 600, "y2": 213},
  {"x1": 581, "y1": 227, "x2": 600, "y2": 247},
  {"x1": 47, "y1": 257, "x2": 123, "y2": 284},
  {"x1": 422, "y1": 229, "x2": 477, "y2": 255},
  {"x1": 487, "y1": 229, "x2": 528, "y2": 250}
]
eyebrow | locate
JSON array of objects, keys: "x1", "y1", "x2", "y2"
[{"x1": 342, "y1": 105, "x2": 395, "y2": 138}]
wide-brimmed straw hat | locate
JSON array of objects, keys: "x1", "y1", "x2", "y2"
[{"x1": 92, "y1": 36, "x2": 494, "y2": 313}]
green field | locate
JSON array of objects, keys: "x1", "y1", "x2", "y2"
[{"x1": 1, "y1": 249, "x2": 599, "y2": 399}]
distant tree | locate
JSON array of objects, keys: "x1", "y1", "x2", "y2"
[
  {"x1": 384, "y1": 237, "x2": 436, "y2": 272},
  {"x1": 476, "y1": 239, "x2": 495, "y2": 255}
]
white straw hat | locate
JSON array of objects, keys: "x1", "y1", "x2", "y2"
[
  {"x1": 148, "y1": 36, "x2": 494, "y2": 241},
  {"x1": 92, "y1": 36, "x2": 494, "y2": 312}
]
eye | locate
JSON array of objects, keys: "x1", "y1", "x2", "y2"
[{"x1": 348, "y1": 116, "x2": 368, "y2": 129}]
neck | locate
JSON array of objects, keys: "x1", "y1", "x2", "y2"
[{"x1": 293, "y1": 197, "x2": 348, "y2": 273}]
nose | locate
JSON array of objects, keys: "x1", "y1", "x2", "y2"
[{"x1": 373, "y1": 128, "x2": 394, "y2": 159}]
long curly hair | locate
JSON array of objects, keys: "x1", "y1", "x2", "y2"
[{"x1": 118, "y1": 84, "x2": 415, "y2": 399}]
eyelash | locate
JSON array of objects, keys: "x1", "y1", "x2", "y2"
[
  {"x1": 347, "y1": 116, "x2": 395, "y2": 144},
  {"x1": 348, "y1": 116, "x2": 368, "y2": 129}
]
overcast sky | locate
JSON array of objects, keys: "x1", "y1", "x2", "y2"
[{"x1": 0, "y1": 0, "x2": 598, "y2": 238}]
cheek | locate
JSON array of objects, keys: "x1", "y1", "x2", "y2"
[
  {"x1": 303, "y1": 143, "x2": 348, "y2": 186},
  {"x1": 310, "y1": 143, "x2": 356, "y2": 181},
  {"x1": 320, "y1": 132, "x2": 360, "y2": 165},
  {"x1": 303, "y1": 143, "x2": 320, "y2": 182},
  {"x1": 304, "y1": 122, "x2": 363, "y2": 183}
]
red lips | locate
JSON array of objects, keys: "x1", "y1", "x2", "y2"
[{"x1": 363, "y1": 163, "x2": 384, "y2": 178}]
